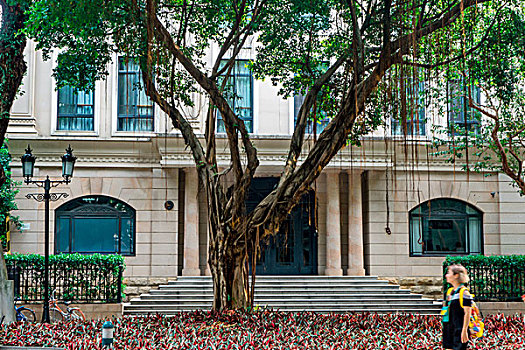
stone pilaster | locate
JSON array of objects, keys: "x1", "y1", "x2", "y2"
[
  {"x1": 204, "y1": 220, "x2": 212, "y2": 276},
  {"x1": 347, "y1": 170, "x2": 365, "y2": 276},
  {"x1": 182, "y1": 168, "x2": 201, "y2": 276},
  {"x1": 325, "y1": 171, "x2": 343, "y2": 276}
]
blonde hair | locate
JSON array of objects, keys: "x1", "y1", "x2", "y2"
[{"x1": 448, "y1": 264, "x2": 470, "y2": 284}]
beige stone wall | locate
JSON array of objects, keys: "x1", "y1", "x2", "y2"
[
  {"x1": 477, "y1": 302, "x2": 525, "y2": 315},
  {"x1": 123, "y1": 277, "x2": 175, "y2": 301},
  {"x1": 198, "y1": 189, "x2": 209, "y2": 274},
  {"x1": 316, "y1": 174, "x2": 327, "y2": 275},
  {"x1": 380, "y1": 276, "x2": 443, "y2": 300},
  {"x1": 497, "y1": 173, "x2": 525, "y2": 254},
  {"x1": 363, "y1": 168, "x2": 525, "y2": 279},
  {"x1": 10, "y1": 159, "x2": 180, "y2": 279}
]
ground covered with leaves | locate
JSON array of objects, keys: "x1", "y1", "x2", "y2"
[{"x1": 1, "y1": 312, "x2": 524, "y2": 349}]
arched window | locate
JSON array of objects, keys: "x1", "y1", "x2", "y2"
[
  {"x1": 410, "y1": 198, "x2": 482, "y2": 256},
  {"x1": 55, "y1": 196, "x2": 135, "y2": 255}
]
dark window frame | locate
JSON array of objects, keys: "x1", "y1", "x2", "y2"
[
  {"x1": 409, "y1": 198, "x2": 484, "y2": 257},
  {"x1": 117, "y1": 57, "x2": 155, "y2": 132},
  {"x1": 391, "y1": 79, "x2": 427, "y2": 136},
  {"x1": 293, "y1": 93, "x2": 331, "y2": 135},
  {"x1": 292, "y1": 61, "x2": 331, "y2": 135},
  {"x1": 216, "y1": 59, "x2": 254, "y2": 133},
  {"x1": 447, "y1": 78, "x2": 481, "y2": 136},
  {"x1": 55, "y1": 195, "x2": 136, "y2": 256},
  {"x1": 57, "y1": 86, "x2": 95, "y2": 131}
]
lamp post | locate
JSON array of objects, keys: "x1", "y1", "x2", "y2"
[{"x1": 21, "y1": 145, "x2": 77, "y2": 323}]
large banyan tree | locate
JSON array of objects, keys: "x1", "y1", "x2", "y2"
[
  {"x1": 24, "y1": 0, "x2": 522, "y2": 310},
  {"x1": 0, "y1": 0, "x2": 30, "y2": 322}
]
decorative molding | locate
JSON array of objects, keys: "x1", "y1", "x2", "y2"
[
  {"x1": 160, "y1": 150, "x2": 453, "y2": 169},
  {"x1": 6, "y1": 117, "x2": 38, "y2": 135},
  {"x1": 20, "y1": 156, "x2": 160, "y2": 165}
]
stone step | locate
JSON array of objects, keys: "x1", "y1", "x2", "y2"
[
  {"x1": 157, "y1": 284, "x2": 400, "y2": 289},
  {"x1": 161, "y1": 280, "x2": 391, "y2": 287},
  {"x1": 123, "y1": 275, "x2": 441, "y2": 315},
  {"x1": 130, "y1": 299, "x2": 435, "y2": 305},
  {"x1": 123, "y1": 305, "x2": 440, "y2": 314},
  {"x1": 148, "y1": 289, "x2": 414, "y2": 296},
  {"x1": 171, "y1": 276, "x2": 383, "y2": 282},
  {"x1": 139, "y1": 293, "x2": 422, "y2": 300},
  {"x1": 174, "y1": 275, "x2": 380, "y2": 279},
  {"x1": 124, "y1": 302, "x2": 436, "y2": 309}
]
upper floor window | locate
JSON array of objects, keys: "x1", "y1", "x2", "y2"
[
  {"x1": 293, "y1": 94, "x2": 330, "y2": 135},
  {"x1": 55, "y1": 195, "x2": 135, "y2": 255},
  {"x1": 410, "y1": 198, "x2": 482, "y2": 256},
  {"x1": 293, "y1": 61, "x2": 331, "y2": 135},
  {"x1": 57, "y1": 86, "x2": 94, "y2": 131},
  {"x1": 392, "y1": 80, "x2": 426, "y2": 136},
  {"x1": 448, "y1": 79, "x2": 481, "y2": 136},
  {"x1": 117, "y1": 58, "x2": 154, "y2": 132},
  {"x1": 217, "y1": 60, "x2": 253, "y2": 133}
]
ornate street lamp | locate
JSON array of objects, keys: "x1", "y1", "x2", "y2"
[
  {"x1": 61, "y1": 145, "x2": 76, "y2": 182},
  {"x1": 21, "y1": 145, "x2": 36, "y2": 182},
  {"x1": 21, "y1": 145, "x2": 77, "y2": 323}
]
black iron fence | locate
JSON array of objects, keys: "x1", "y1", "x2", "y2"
[
  {"x1": 444, "y1": 256, "x2": 525, "y2": 302},
  {"x1": 6, "y1": 255, "x2": 123, "y2": 303}
]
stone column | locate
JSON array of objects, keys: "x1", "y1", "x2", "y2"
[
  {"x1": 182, "y1": 168, "x2": 201, "y2": 276},
  {"x1": 204, "y1": 216, "x2": 212, "y2": 276},
  {"x1": 347, "y1": 170, "x2": 365, "y2": 276},
  {"x1": 325, "y1": 171, "x2": 343, "y2": 276}
]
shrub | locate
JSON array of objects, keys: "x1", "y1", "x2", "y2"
[
  {"x1": 5, "y1": 253, "x2": 125, "y2": 303},
  {"x1": 443, "y1": 255, "x2": 525, "y2": 301}
]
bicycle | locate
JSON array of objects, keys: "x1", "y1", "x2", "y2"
[
  {"x1": 14, "y1": 297, "x2": 36, "y2": 322},
  {"x1": 49, "y1": 290, "x2": 86, "y2": 323}
]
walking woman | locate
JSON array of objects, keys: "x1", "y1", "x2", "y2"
[{"x1": 442, "y1": 264, "x2": 472, "y2": 350}]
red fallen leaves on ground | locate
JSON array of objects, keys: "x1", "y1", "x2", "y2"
[{"x1": 1, "y1": 311, "x2": 525, "y2": 349}]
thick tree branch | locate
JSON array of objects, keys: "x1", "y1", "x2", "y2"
[
  {"x1": 210, "y1": 0, "x2": 267, "y2": 78},
  {"x1": 147, "y1": 1, "x2": 260, "y2": 228},
  {"x1": 391, "y1": 0, "x2": 491, "y2": 54},
  {"x1": 281, "y1": 56, "x2": 347, "y2": 180},
  {"x1": 400, "y1": 7, "x2": 500, "y2": 69},
  {"x1": 247, "y1": 0, "x2": 489, "y2": 235},
  {"x1": 144, "y1": 0, "x2": 209, "y2": 184},
  {"x1": 0, "y1": 0, "x2": 27, "y2": 186},
  {"x1": 469, "y1": 102, "x2": 525, "y2": 194},
  {"x1": 251, "y1": 37, "x2": 399, "y2": 234},
  {"x1": 149, "y1": 6, "x2": 258, "y2": 188}
]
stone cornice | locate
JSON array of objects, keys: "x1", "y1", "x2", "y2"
[{"x1": 6, "y1": 134, "x2": 484, "y2": 172}]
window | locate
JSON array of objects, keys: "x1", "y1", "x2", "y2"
[
  {"x1": 117, "y1": 58, "x2": 154, "y2": 132},
  {"x1": 55, "y1": 196, "x2": 135, "y2": 255},
  {"x1": 217, "y1": 60, "x2": 253, "y2": 133},
  {"x1": 57, "y1": 86, "x2": 94, "y2": 131},
  {"x1": 410, "y1": 198, "x2": 482, "y2": 256},
  {"x1": 293, "y1": 94, "x2": 330, "y2": 134},
  {"x1": 392, "y1": 80, "x2": 426, "y2": 136},
  {"x1": 293, "y1": 61, "x2": 331, "y2": 135},
  {"x1": 448, "y1": 79, "x2": 481, "y2": 135}
]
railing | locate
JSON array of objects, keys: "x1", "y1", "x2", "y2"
[
  {"x1": 443, "y1": 259, "x2": 525, "y2": 302},
  {"x1": 6, "y1": 258, "x2": 123, "y2": 303}
]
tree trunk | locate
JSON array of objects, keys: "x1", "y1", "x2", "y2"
[
  {"x1": 0, "y1": 247, "x2": 14, "y2": 323},
  {"x1": 209, "y1": 234, "x2": 247, "y2": 311},
  {"x1": 0, "y1": 0, "x2": 29, "y2": 324}
]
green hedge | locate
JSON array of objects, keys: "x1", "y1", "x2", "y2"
[
  {"x1": 443, "y1": 255, "x2": 525, "y2": 301},
  {"x1": 5, "y1": 253, "x2": 125, "y2": 303}
]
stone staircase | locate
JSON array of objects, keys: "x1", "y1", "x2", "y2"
[{"x1": 123, "y1": 276, "x2": 441, "y2": 315}]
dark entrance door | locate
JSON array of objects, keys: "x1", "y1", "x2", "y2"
[{"x1": 247, "y1": 178, "x2": 317, "y2": 275}]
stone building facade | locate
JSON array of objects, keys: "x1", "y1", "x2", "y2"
[{"x1": 6, "y1": 43, "x2": 525, "y2": 299}]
